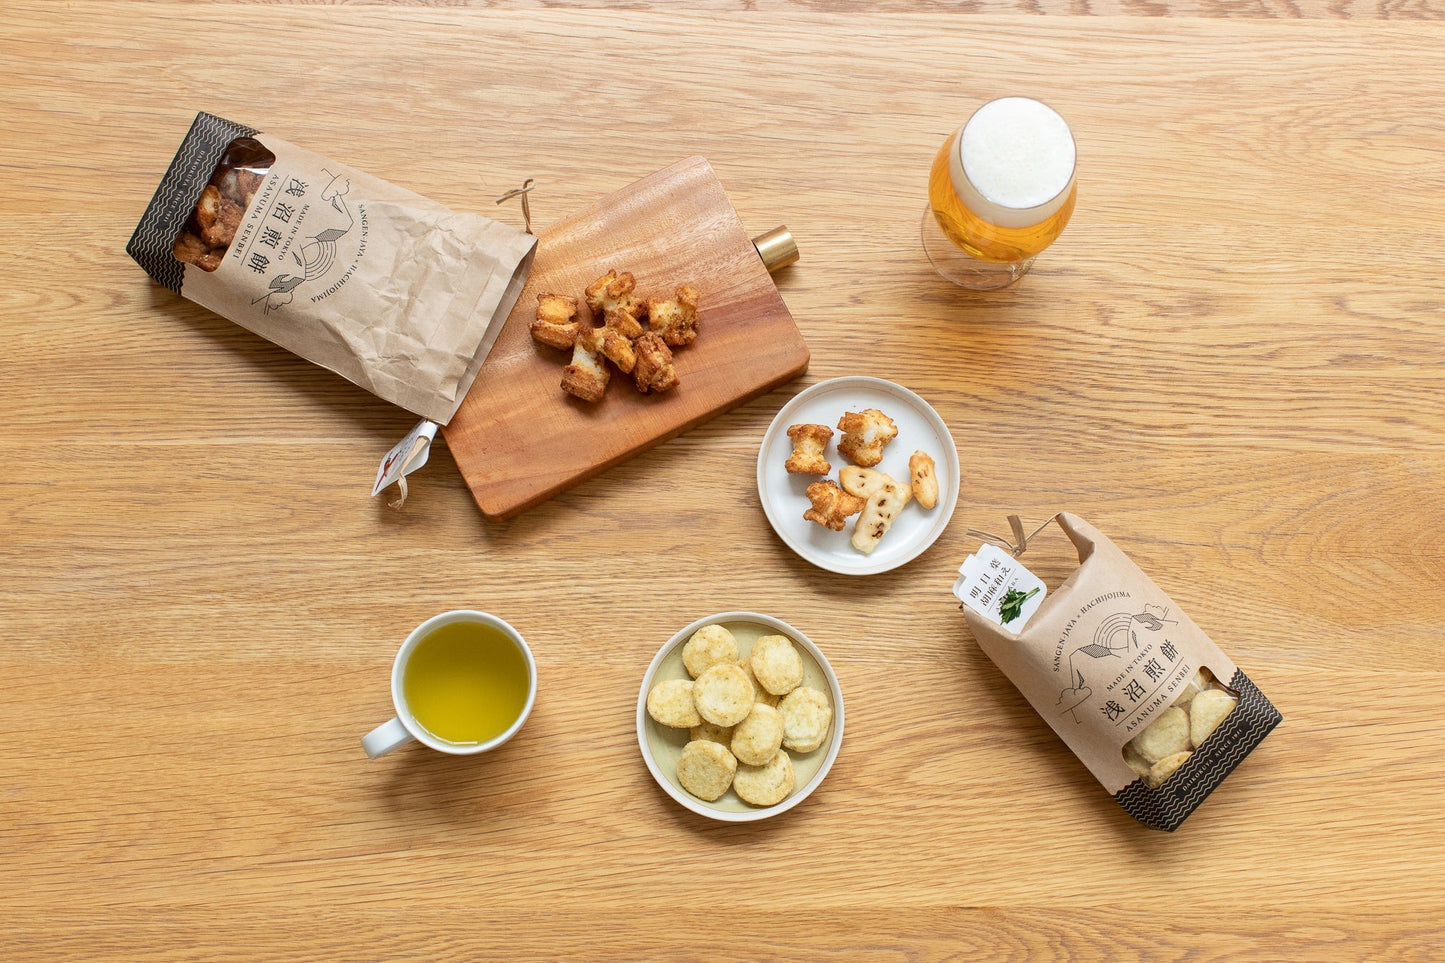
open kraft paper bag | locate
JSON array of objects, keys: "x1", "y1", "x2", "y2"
[
  {"x1": 957, "y1": 513, "x2": 1282, "y2": 831},
  {"x1": 127, "y1": 111, "x2": 537, "y2": 425}
]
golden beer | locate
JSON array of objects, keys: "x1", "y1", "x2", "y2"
[{"x1": 923, "y1": 97, "x2": 1077, "y2": 286}]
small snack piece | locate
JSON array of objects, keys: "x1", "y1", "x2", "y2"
[
  {"x1": 838, "y1": 465, "x2": 889, "y2": 499},
  {"x1": 632, "y1": 332, "x2": 680, "y2": 394},
  {"x1": 1130, "y1": 706, "x2": 1191, "y2": 765},
  {"x1": 647, "y1": 679, "x2": 702, "y2": 729},
  {"x1": 1123, "y1": 740, "x2": 1153, "y2": 778},
  {"x1": 195, "y1": 184, "x2": 244, "y2": 248},
  {"x1": 839, "y1": 467, "x2": 912, "y2": 509},
  {"x1": 683, "y1": 624, "x2": 740, "y2": 678},
  {"x1": 778, "y1": 686, "x2": 832, "y2": 753},
  {"x1": 560, "y1": 339, "x2": 610, "y2": 403},
  {"x1": 733, "y1": 750, "x2": 795, "y2": 807},
  {"x1": 601, "y1": 308, "x2": 644, "y2": 341},
  {"x1": 530, "y1": 293, "x2": 581, "y2": 350},
  {"x1": 749, "y1": 635, "x2": 804, "y2": 696},
  {"x1": 690, "y1": 720, "x2": 734, "y2": 746},
  {"x1": 803, "y1": 480, "x2": 865, "y2": 532},
  {"x1": 836, "y1": 409, "x2": 898, "y2": 467},
  {"x1": 785, "y1": 424, "x2": 833, "y2": 475},
  {"x1": 737, "y1": 658, "x2": 780, "y2": 708},
  {"x1": 850, "y1": 480, "x2": 912, "y2": 555},
  {"x1": 1189, "y1": 689, "x2": 1237, "y2": 747},
  {"x1": 676, "y1": 739, "x2": 738, "y2": 802},
  {"x1": 647, "y1": 285, "x2": 701, "y2": 347},
  {"x1": 584, "y1": 269, "x2": 645, "y2": 321},
  {"x1": 173, "y1": 232, "x2": 220, "y2": 272},
  {"x1": 908, "y1": 451, "x2": 939, "y2": 510},
  {"x1": 1171, "y1": 679, "x2": 1202, "y2": 710},
  {"x1": 216, "y1": 167, "x2": 263, "y2": 207},
  {"x1": 693, "y1": 663, "x2": 754, "y2": 727},
  {"x1": 1146, "y1": 751, "x2": 1193, "y2": 789},
  {"x1": 598, "y1": 327, "x2": 637, "y2": 374},
  {"x1": 730, "y1": 704, "x2": 785, "y2": 766}
]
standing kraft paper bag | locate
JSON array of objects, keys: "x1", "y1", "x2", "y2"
[
  {"x1": 127, "y1": 112, "x2": 537, "y2": 424},
  {"x1": 956, "y1": 513, "x2": 1281, "y2": 831}
]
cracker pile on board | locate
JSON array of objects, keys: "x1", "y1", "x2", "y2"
[
  {"x1": 646, "y1": 624, "x2": 833, "y2": 807},
  {"x1": 785, "y1": 408, "x2": 939, "y2": 554},
  {"x1": 530, "y1": 270, "x2": 700, "y2": 402}
]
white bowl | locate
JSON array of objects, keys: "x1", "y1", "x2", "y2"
[
  {"x1": 636, "y1": 612, "x2": 844, "y2": 822},
  {"x1": 756, "y1": 376, "x2": 960, "y2": 576}
]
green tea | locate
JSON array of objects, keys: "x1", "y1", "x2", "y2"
[{"x1": 402, "y1": 621, "x2": 531, "y2": 745}]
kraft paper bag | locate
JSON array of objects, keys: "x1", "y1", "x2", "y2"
[
  {"x1": 128, "y1": 111, "x2": 536, "y2": 425},
  {"x1": 956, "y1": 513, "x2": 1281, "y2": 831}
]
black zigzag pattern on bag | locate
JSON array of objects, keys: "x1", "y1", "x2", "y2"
[
  {"x1": 1114, "y1": 669, "x2": 1280, "y2": 832},
  {"x1": 126, "y1": 112, "x2": 257, "y2": 292}
]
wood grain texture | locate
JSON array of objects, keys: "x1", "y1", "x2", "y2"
[
  {"x1": 223, "y1": 0, "x2": 1445, "y2": 22},
  {"x1": 3, "y1": 2, "x2": 1445, "y2": 958},
  {"x1": 444, "y1": 156, "x2": 808, "y2": 519}
]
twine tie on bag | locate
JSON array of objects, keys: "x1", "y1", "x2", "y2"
[
  {"x1": 966, "y1": 512, "x2": 1064, "y2": 558},
  {"x1": 495, "y1": 179, "x2": 536, "y2": 235}
]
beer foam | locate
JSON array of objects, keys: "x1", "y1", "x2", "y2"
[{"x1": 950, "y1": 97, "x2": 1076, "y2": 230}]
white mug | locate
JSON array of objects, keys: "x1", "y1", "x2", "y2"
[{"x1": 362, "y1": 610, "x2": 537, "y2": 759}]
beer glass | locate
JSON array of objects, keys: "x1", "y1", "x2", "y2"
[{"x1": 922, "y1": 97, "x2": 1077, "y2": 290}]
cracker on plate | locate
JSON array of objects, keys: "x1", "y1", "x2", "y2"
[
  {"x1": 693, "y1": 663, "x2": 754, "y2": 727},
  {"x1": 683, "y1": 624, "x2": 739, "y2": 678},
  {"x1": 778, "y1": 686, "x2": 833, "y2": 753},
  {"x1": 676, "y1": 739, "x2": 738, "y2": 802},
  {"x1": 731, "y1": 704, "x2": 785, "y2": 766},
  {"x1": 750, "y1": 635, "x2": 804, "y2": 696},
  {"x1": 646, "y1": 678, "x2": 701, "y2": 729},
  {"x1": 733, "y1": 750, "x2": 795, "y2": 807}
]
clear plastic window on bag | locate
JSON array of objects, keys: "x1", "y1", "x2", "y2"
[
  {"x1": 171, "y1": 137, "x2": 275, "y2": 272},
  {"x1": 1122, "y1": 666, "x2": 1241, "y2": 788}
]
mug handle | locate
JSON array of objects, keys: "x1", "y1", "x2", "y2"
[{"x1": 362, "y1": 717, "x2": 414, "y2": 758}]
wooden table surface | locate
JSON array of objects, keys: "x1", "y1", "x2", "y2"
[{"x1": 5, "y1": 2, "x2": 1445, "y2": 959}]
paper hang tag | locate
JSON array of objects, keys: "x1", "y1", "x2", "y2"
[
  {"x1": 372, "y1": 419, "x2": 438, "y2": 505},
  {"x1": 953, "y1": 543, "x2": 1047, "y2": 631}
]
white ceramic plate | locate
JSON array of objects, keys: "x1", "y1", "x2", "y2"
[
  {"x1": 756, "y1": 376, "x2": 960, "y2": 576},
  {"x1": 636, "y1": 612, "x2": 844, "y2": 822}
]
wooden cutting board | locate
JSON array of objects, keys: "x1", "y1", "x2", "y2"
[{"x1": 443, "y1": 156, "x2": 809, "y2": 520}]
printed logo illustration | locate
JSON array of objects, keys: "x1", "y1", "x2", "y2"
[
  {"x1": 1057, "y1": 604, "x2": 1178, "y2": 723},
  {"x1": 252, "y1": 171, "x2": 355, "y2": 314}
]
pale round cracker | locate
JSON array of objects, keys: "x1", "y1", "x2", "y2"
[
  {"x1": 1131, "y1": 706, "x2": 1190, "y2": 764},
  {"x1": 1171, "y1": 678, "x2": 1202, "y2": 711},
  {"x1": 683, "y1": 624, "x2": 739, "y2": 678},
  {"x1": 1189, "y1": 689, "x2": 1236, "y2": 747},
  {"x1": 1146, "y1": 750, "x2": 1192, "y2": 789},
  {"x1": 731, "y1": 703, "x2": 785, "y2": 766},
  {"x1": 646, "y1": 678, "x2": 701, "y2": 728},
  {"x1": 693, "y1": 663, "x2": 754, "y2": 727},
  {"x1": 689, "y1": 720, "x2": 734, "y2": 745},
  {"x1": 676, "y1": 739, "x2": 738, "y2": 802},
  {"x1": 778, "y1": 686, "x2": 832, "y2": 753},
  {"x1": 1122, "y1": 740, "x2": 1153, "y2": 778},
  {"x1": 733, "y1": 750, "x2": 795, "y2": 807},
  {"x1": 750, "y1": 634, "x2": 804, "y2": 696},
  {"x1": 738, "y1": 658, "x2": 780, "y2": 708}
]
